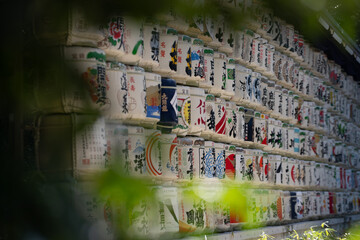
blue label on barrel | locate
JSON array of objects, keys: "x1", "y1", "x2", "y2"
[{"x1": 158, "y1": 78, "x2": 177, "y2": 132}]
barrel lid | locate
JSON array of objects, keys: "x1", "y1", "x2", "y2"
[
  {"x1": 192, "y1": 38, "x2": 204, "y2": 46},
  {"x1": 214, "y1": 51, "x2": 226, "y2": 59},
  {"x1": 164, "y1": 27, "x2": 178, "y2": 35},
  {"x1": 227, "y1": 102, "x2": 236, "y2": 110},
  {"x1": 205, "y1": 94, "x2": 215, "y2": 101},
  {"x1": 261, "y1": 77, "x2": 268, "y2": 83},
  {"x1": 161, "y1": 78, "x2": 177, "y2": 87},
  {"x1": 204, "y1": 141, "x2": 215, "y2": 147},
  {"x1": 178, "y1": 137, "x2": 193, "y2": 146},
  {"x1": 127, "y1": 126, "x2": 145, "y2": 135},
  {"x1": 244, "y1": 108, "x2": 254, "y2": 115},
  {"x1": 225, "y1": 145, "x2": 236, "y2": 152},
  {"x1": 179, "y1": 35, "x2": 191, "y2": 43},
  {"x1": 267, "y1": 80, "x2": 275, "y2": 87},
  {"x1": 159, "y1": 133, "x2": 178, "y2": 143},
  {"x1": 214, "y1": 142, "x2": 225, "y2": 148},
  {"x1": 106, "y1": 61, "x2": 126, "y2": 71},
  {"x1": 203, "y1": 48, "x2": 214, "y2": 56},
  {"x1": 245, "y1": 29, "x2": 254, "y2": 36},
  {"x1": 145, "y1": 72, "x2": 161, "y2": 82},
  {"x1": 188, "y1": 137, "x2": 205, "y2": 146},
  {"x1": 236, "y1": 147, "x2": 243, "y2": 152},
  {"x1": 177, "y1": 85, "x2": 190, "y2": 94},
  {"x1": 251, "y1": 71, "x2": 261, "y2": 77},
  {"x1": 215, "y1": 97, "x2": 225, "y2": 104},
  {"x1": 126, "y1": 65, "x2": 145, "y2": 73},
  {"x1": 235, "y1": 64, "x2": 252, "y2": 73},
  {"x1": 228, "y1": 58, "x2": 235, "y2": 65},
  {"x1": 190, "y1": 87, "x2": 205, "y2": 96},
  {"x1": 238, "y1": 106, "x2": 245, "y2": 112},
  {"x1": 64, "y1": 47, "x2": 106, "y2": 63}
]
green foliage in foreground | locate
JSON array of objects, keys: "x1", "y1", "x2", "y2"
[{"x1": 258, "y1": 221, "x2": 360, "y2": 240}]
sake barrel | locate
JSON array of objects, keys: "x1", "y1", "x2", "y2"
[
  {"x1": 263, "y1": 152, "x2": 270, "y2": 183},
  {"x1": 145, "y1": 129, "x2": 162, "y2": 177},
  {"x1": 260, "y1": 77, "x2": 269, "y2": 111},
  {"x1": 244, "y1": 108, "x2": 254, "y2": 142},
  {"x1": 128, "y1": 200, "x2": 150, "y2": 237},
  {"x1": 273, "y1": 51, "x2": 282, "y2": 80},
  {"x1": 173, "y1": 35, "x2": 192, "y2": 83},
  {"x1": 202, "y1": 94, "x2": 216, "y2": 138},
  {"x1": 244, "y1": 67, "x2": 253, "y2": 103},
  {"x1": 251, "y1": 71, "x2": 262, "y2": 105},
  {"x1": 178, "y1": 188, "x2": 207, "y2": 232},
  {"x1": 249, "y1": 36, "x2": 262, "y2": 69},
  {"x1": 139, "y1": 22, "x2": 160, "y2": 69},
  {"x1": 258, "y1": 40, "x2": 268, "y2": 73},
  {"x1": 144, "y1": 72, "x2": 161, "y2": 125},
  {"x1": 264, "y1": 44, "x2": 275, "y2": 79},
  {"x1": 104, "y1": 61, "x2": 128, "y2": 120},
  {"x1": 223, "y1": 58, "x2": 236, "y2": 100},
  {"x1": 298, "y1": 129, "x2": 307, "y2": 156},
  {"x1": 204, "y1": 17, "x2": 223, "y2": 48},
  {"x1": 225, "y1": 102, "x2": 237, "y2": 140},
  {"x1": 279, "y1": 54, "x2": 289, "y2": 83},
  {"x1": 189, "y1": 38, "x2": 205, "y2": 84},
  {"x1": 153, "y1": 28, "x2": 178, "y2": 76},
  {"x1": 173, "y1": 85, "x2": 190, "y2": 136},
  {"x1": 160, "y1": 134, "x2": 178, "y2": 179},
  {"x1": 188, "y1": 137, "x2": 205, "y2": 179},
  {"x1": 266, "y1": 80, "x2": 275, "y2": 112},
  {"x1": 235, "y1": 147, "x2": 245, "y2": 182},
  {"x1": 253, "y1": 149, "x2": 264, "y2": 183},
  {"x1": 254, "y1": 112, "x2": 268, "y2": 146},
  {"x1": 127, "y1": 126, "x2": 146, "y2": 177},
  {"x1": 273, "y1": 84, "x2": 283, "y2": 118},
  {"x1": 203, "y1": 141, "x2": 215, "y2": 178},
  {"x1": 214, "y1": 142, "x2": 226, "y2": 179},
  {"x1": 117, "y1": 17, "x2": 144, "y2": 65},
  {"x1": 267, "y1": 153, "x2": 277, "y2": 185},
  {"x1": 37, "y1": 114, "x2": 107, "y2": 179},
  {"x1": 234, "y1": 65, "x2": 251, "y2": 103},
  {"x1": 158, "y1": 78, "x2": 178, "y2": 133},
  {"x1": 286, "y1": 24, "x2": 295, "y2": 53},
  {"x1": 236, "y1": 106, "x2": 246, "y2": 141},
  {"x1": 105, "y1": 122, "x2": 128, "y2": 170},
  {"x1": 282, "y1": 157, "x2": 290, "y2": 186},
  {"x1": 242, "y1": 29, "x2": 255, "y2": 64},
  {"x1": 224, "y1": 145, "x2": 236, "y2": 180},
  {"x1": 126, "y1": 66, "x2": 146, "y2": 123},
  {"x1": 149, "y1": 187, "x2": 179, "y2": 235},
  {"x1": 270, "y1": 155, "x2": 283, "y2": 185},
  {"x1": 199, "y1": 48, "x2": 214, "y2": 89},
  {"x1": 288, "y1": 158, "x2": 297, "y2": 186},
  {"x1": 74, "y1": 182, "x2": 114, "y2": 240},
  {"x1": 189, "y1": 87, "x2": 206, "y2": 136},
  {"x1": 243, "y1": 149, "x2": 255, "y2": 181},
  {"x1": 177, "y1": 137, "x2": 194, "y2": 180},
  {"x1": 210, "y1": 52, "x2": 227, "y2": 96},
  {"x1": 214, "y1": 98, "x2": 227, "y2": 137},
  {"x1": 234, "y1": 30, "x2": 245, "y2": 62},
  {"x1": 219, "y1": 21, "x2": 235, "y2": 54}
]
